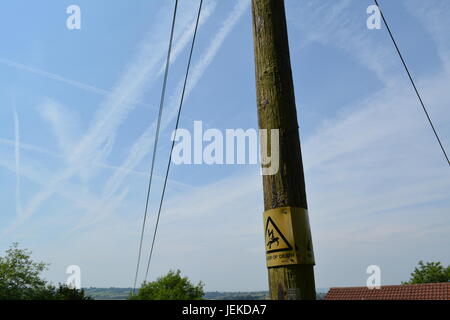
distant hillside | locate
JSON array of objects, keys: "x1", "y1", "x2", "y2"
[
  {"x1": 84, "y1": 287, "x2": 132, "y2": 300},
  {"x1": 83, "y1": 288, "x2": 268, "y2": 300},
  {"x1": 204, "y1": 291, "x2": 269, "y2": 300},
  {"x1": 84, "y1": 288, "x2": 328, "y2": 300}
]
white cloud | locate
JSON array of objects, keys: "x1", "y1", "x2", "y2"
[
  {"x1": 406, "y1": 0, "x2": 450, "y2": 73},
  {"x1": 2, "y1": 2, "x2": 215, "y2": 236},
  {"x1": 76, "y1": 0, "x2": 250, "y2": 229},
  {"x1": 302, "y1": 70, "x2": 450, "y2": 286},
  {"x1": 38, "y1": 98, "x2": 80, "y2": 157},
  {"x1": 288, "y1": 0, "x2": 399, "y2": 85},
  {"x1": 13, "y1": 103, "x2": 22, "y2": 218}
]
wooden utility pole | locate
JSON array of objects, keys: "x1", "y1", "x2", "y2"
[{"x1": 251, "y1": 0, "x2": 316, "y2": 300}]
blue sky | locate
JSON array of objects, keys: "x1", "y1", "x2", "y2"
[{"x1": 0, "y1": 0, "x2": 449, "y2": 291}]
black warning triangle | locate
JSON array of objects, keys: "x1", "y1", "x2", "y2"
[{"x1": 265, "y1": 217, "x2": 292, "y2": 254}]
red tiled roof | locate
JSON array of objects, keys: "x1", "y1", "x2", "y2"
[{"x1": 325, "y1": 282, "x2": 450, "y2": 300}]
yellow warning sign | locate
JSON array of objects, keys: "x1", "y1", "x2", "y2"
[
  {"x1": 263, "y1": 207, "x2": 315, "y2": 268},
  {"x1": 265, "y1": 217, "x2": 292, "y2": 253}
]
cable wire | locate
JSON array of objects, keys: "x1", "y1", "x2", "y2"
[
  {"x1": 374, "y1": 0, "x2": 449, "y2": 166},
  {"x1": 132, "y1": 0, "x2": 179, "y2": 295},
  {"x1": 144, "y1": 0, "x2": 204, "y2": 282}
]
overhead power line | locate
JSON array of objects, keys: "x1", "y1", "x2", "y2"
[
  {"x1": 132, "y1": 0, "x2": 179, "y2": 295},
  {"x1": 374, "y1": 0, "x2": 449, "y2": 166},
  {"x1": 144, "y1": 0, "x2": 204, "y2": 282}
]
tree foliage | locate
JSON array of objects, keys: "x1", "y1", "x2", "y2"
[
  {"x1": 50, "y1": 284, "x2": 91, "y2": 300},
  {"x1": 0, "y1": 243, "x2": 90, "y2": 300},
  {"x1": 0, "y1": 243, "x2": 48, "y2": 300},
  {"x1": 130, "y1": 270, "x2": 204, "y2": 300},
  {"x1": 403, "y1": 261, "x2": 450, "y2": 284}
]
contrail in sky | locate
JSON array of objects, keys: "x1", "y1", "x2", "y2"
[
  {"x1": 0, "y1": 58, "x2": 151, "y2": 109},
  {"x1": 13, "y1": 100, "x2": 22, "y2": 217},
  {"x1": 1, "y1": 2, "x2": 212, "y2": 237},
  {"x1": 88, "y1": 0, "x2": 250, "y2": 228}
]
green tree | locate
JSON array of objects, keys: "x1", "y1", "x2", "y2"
[
  {"x1": 130, "y1": 270, "x2": 204, "y2": 300},
  {"x1": 0, "y1": 243, "x2": 48, "y2": 300},
  {"x1": 51, "y1": 284, "x2": 91, "y2": 300},
  {"x1": 403, "y1": 261, "x2": 450, "y2": 284},
  {"x1": 0, "y1": 243, "x2": 90, "y2": 300}
]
